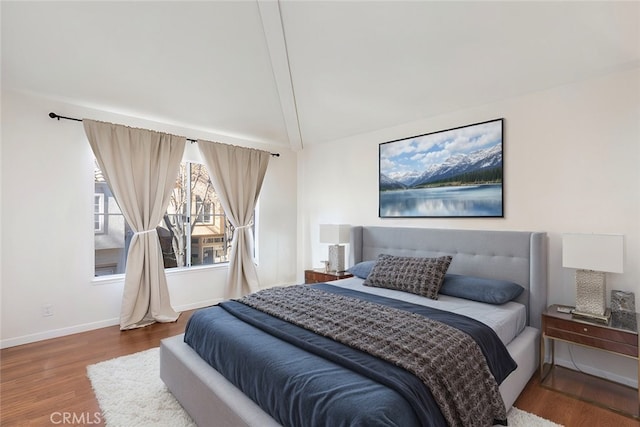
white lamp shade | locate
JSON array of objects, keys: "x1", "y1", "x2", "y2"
[
  {"x1": 562, "y1": 233, "x2": 624, "y2": 273},
  {"x1": 319, "y1": 224, "x2": 351, "y2": 244}
]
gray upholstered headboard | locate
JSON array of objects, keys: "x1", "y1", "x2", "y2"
[{"x1": 349, "y1": 226, "x2": 547, "y2": 329}]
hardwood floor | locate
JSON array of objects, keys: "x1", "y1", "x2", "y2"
[
  {"x1": 1, "y1": 311, "x2": 638, "y2": 427},
  {"x1": 515, "y1": 373, "x2": 639, "y2": 427},
  {"x1": 1, "y1": 311, "x2": 194, "y2": 427}
]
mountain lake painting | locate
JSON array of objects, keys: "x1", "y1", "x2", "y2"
[{"x1": 379, "y1": 119, "x2": 503, "y2": 217}]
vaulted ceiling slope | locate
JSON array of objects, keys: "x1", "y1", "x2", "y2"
[{"x1": 2, "y1": 1, "x2": 639, "y2": 150}]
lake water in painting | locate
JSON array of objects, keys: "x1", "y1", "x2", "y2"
[{"x1": 379, "y1": 184, "x2": 502, "y2": 217}]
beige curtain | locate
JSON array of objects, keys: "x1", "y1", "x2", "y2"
[
  {"x1": 197, "y1": 140, "x2": 270, "y2": 298},
  {"x1": 84, "y1": 120, "x2": 186, "y2": 330}
]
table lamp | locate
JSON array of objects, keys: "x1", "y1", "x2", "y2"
[
  {"x1": 562, "y1": 233, "x2": 624, "y2": 322},
  {"x1": 319, "y1": 224, "x2": 351, "y2": 272}
]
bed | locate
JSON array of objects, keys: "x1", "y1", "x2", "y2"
[{"x1": 160, "y1": 226, "x2": 547, "y2": 426}]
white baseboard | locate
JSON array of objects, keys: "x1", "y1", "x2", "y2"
[
  {"x1": 554, "y1": 357, "x2": 638, "y2": 388},
  {"x1": 0, "y1": 317, "x2": 120, "y2": 349},
  {"x1": 0, "y1": 299, "x2": 221, "y2": 349}
]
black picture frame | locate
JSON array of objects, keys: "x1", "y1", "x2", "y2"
[{"x1": 379, "y1": 118, "x2": 504, "y2": 218}]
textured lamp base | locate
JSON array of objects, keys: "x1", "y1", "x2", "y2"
[
  {"x1": 574, "y1": 269, "x2": 607, "y2": 318},
  {"x1": 328, "y1": 244, "x2": 345, "y2": 272}
]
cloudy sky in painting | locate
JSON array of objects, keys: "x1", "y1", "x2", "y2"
[{"x1": 380, "y1": 119, "x2": 502, "y2": 176}]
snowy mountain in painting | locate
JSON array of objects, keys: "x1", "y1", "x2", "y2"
[
  {"x1": 387, "y1": 170, "x2": 422, "y2": 186},
  {"x1": 407, "y1": 144, "x2": 501, "y2": 187},
  {"x1": 379, "y1": 173, "x2": 407, "y2": 191}
]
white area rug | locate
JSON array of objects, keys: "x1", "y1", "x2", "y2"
[
  {"x1": 88, "y1": 347, "x2": 562, "y2": 427},
  {"x1": 87, "y1": 348, "x2": 196, "y2": 427}
]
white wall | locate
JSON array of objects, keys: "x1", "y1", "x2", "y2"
[
  {"x1": 298, "y1": 67, "x2": 640, "y2": 386},
  {"x1": 0, "y1": 89, "x2": 298, "y2": 348}
]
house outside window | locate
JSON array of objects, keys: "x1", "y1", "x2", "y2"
[
  {"x1": 195, "y1": 196, "x2": 214, "y2": 224},
  {"x1": 94, "y1": 193, "x2": 105, "y2": 233},
  {"x1": 93, "y1": 160, "x2": 234, "y2": 277}
]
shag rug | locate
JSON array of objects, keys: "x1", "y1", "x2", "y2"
[{"x1": 87, "y1": 347, "x2": 563, "y2": 427}]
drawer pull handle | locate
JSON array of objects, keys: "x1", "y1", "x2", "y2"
[{"x1": 583, "y1": 328, "x2": 588, "y2": 332}]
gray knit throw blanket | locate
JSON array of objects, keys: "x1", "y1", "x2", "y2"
[{"x1": 238, "y1": 285, "x2": 507, "y2": 427}]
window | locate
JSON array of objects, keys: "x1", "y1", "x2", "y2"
[{"x1": 93, "y1": 160, "x2": 234, "y2": 277}]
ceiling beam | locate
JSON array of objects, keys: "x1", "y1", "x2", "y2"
[{"x1": 257, "y1": 0, "x2": 303, "y2": 151}]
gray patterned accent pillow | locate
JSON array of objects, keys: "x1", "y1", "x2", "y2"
[{"x1": 363, "y1": 254, "x2": 453, "y2": 299}]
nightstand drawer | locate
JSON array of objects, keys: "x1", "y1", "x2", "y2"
[{"x1": 545, "y1": 316, "x2": 638, "y2": 357}]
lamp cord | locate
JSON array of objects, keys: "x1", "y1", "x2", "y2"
[{"x1": 566, "y1": 344, "x2": 585, "y2": 374}]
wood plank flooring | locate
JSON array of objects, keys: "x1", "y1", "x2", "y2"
[
  {"x1": 1, "y1": 311, "x2": 193, "y2": 427},
  {"x1": 1, "y1": 310, "x2": 638, "y2": 427}
]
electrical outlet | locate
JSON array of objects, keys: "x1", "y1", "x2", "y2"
[{"x1": 42, "y1": 304, "x2": 53, "y2": 317}]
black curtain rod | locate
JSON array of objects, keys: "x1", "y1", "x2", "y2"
[{"x1": 48, "y1": 112, "x2": 280, "y2": 157}]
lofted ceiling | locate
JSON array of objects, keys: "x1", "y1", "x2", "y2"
[{"x1": 2, "y1": 1, "x2": 639, "y2": 151}]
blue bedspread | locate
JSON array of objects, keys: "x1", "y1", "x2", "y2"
[{"x1": 184, "y1": 284, "x2": 516, "y2": 427}]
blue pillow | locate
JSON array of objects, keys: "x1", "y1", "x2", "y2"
[
  {"x1": 347, "y1": 260, "x2": 376, "y2": 279},
  {"x1": 439, "y1": 274, "x2": 524, "y2": 304}
]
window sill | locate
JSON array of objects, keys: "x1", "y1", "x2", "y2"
[{"x1": 91, "y1": 262, "x2": 230, "y2": 286}]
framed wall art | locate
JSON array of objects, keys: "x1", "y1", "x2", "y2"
[{"x1": 379, "y1": 118, "x2": 504, "y2": 218}]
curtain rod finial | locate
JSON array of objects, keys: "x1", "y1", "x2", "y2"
[{"x1": 47, "y1": 112, "x2": 82, "y2": 122}]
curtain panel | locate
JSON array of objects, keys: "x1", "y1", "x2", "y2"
[
  {"x1": 84, "y1": 120, "x2": 186, "y2": 330},
  {"x1": 197, "y1": 140, "x2": 270, "y2": 298}
]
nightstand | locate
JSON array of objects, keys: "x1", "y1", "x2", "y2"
[
  {"x1": 304, "y1": 269, "x2": 353, "y2": 284},
  {"x1": 540, "y1": 304, "x2": 639, "y2": 418}
]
